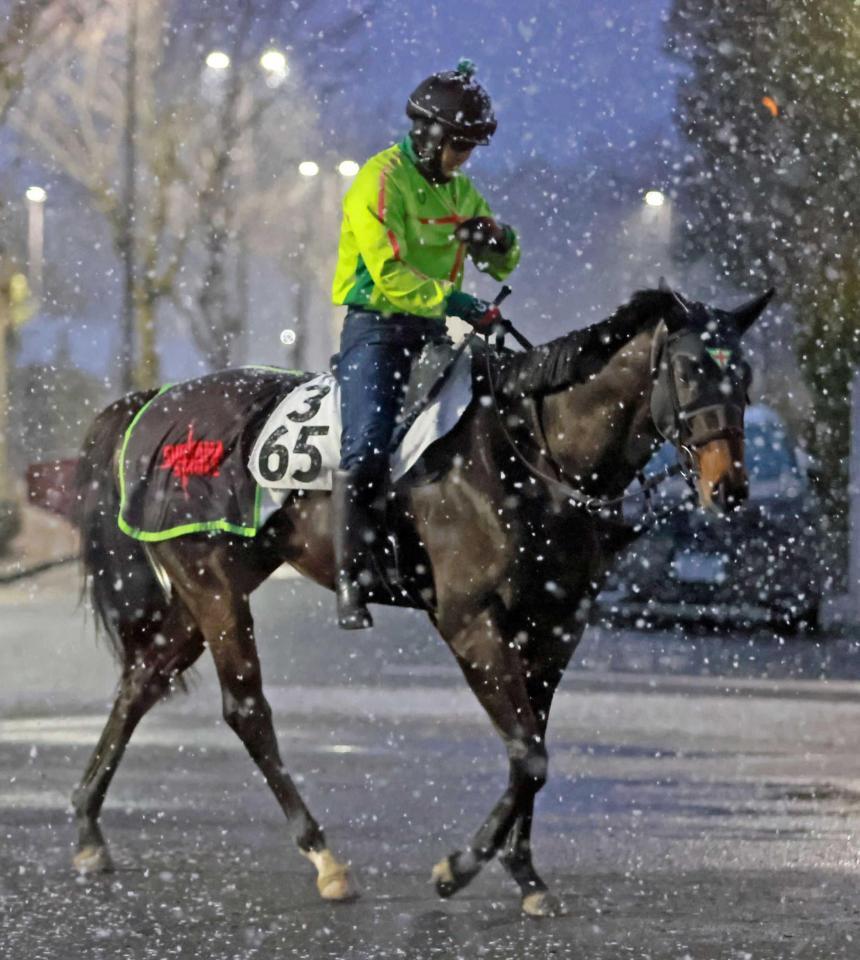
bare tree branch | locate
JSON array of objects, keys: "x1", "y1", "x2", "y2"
[{"x1": 9, "y1": 0, "x2": 374, "y2": 375}]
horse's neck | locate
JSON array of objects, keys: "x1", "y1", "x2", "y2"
[{"x1": 538, "y1": 329, "x2": 658, "y2": 495}]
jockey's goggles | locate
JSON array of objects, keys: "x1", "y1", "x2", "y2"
[{"x1": 448, "y1": 137, "x2": 479, "y2": 153}]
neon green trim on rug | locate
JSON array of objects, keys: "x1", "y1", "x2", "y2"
[{"x1": 117, "y1": 383, "x2": 263, "y2": 542}]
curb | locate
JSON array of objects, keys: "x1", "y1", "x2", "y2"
[{"x1": 0, "y1": 554, "x2": 77, "y2": 585}]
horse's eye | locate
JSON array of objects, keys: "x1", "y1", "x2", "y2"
[{"x1": 674, "y1": 356, "x2": 693, "y2": 384}]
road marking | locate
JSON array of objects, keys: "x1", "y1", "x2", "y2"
[
  {"x1": 0, "y1": 714, "x2": 383, "y2": 756},
  {"x1": 381, "y1": 663, "x2": 458, "y2": 679}
]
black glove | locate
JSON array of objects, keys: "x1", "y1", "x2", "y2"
[
  {"x1": 454, "y1": 216, "x2": 515, "y2": 256},
  {"x1": 446, "y1": 290, "x2": 495, "y2": 329}
]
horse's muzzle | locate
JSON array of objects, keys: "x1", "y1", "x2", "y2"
[
  {"x1": 709, "y1": 471, "x2": 749, "y2": 514},
  {"x1": 694, "y1": 435, "x2": 748, "y2": 515}
]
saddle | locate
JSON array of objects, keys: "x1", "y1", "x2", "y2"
[
  {"x1": 118, "y1": 341, "x2": 484, "y2": 545},
  {"x1": 248, "y1": 338, "x2": 475, "y2": 495}
]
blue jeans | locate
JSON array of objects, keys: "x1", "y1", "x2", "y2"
[{"x1": 334, "y1": 308, "x2": 447, "y2": 472}]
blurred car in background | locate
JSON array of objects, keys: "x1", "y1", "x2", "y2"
[{"x1": 599, "y1": 405, "x2": 827, "y2": 632}]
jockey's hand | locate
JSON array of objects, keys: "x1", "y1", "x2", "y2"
[
  {"x1": 454, "y1": 216, "x2": 515, "y2": 255},
  {"x1": 446, "y1": 290, "x2": 495, "y2": 329}
]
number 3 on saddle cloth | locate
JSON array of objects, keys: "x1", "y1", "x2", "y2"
[
  {"x1": 117, "y1": 343, "x2": 473, "y2": 544},
  {"x1": 248, "y1": 341, "x2": 472, "y2": 500}
]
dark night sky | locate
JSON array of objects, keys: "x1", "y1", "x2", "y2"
[
  {"x1": 321, "y1": 0, "x2": 680, "y2": 166},
  {"x1": 17, "y1": 0, "x2": 687, "y2": 379}
]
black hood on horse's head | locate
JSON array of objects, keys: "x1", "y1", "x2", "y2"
[
  {"x1": 732, "y1": 288, "x2": 776, "y2": 334},
  {"x1": 658, "y1": 278, "x2": 775, "y2": 338}
]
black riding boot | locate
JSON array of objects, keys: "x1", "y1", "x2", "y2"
[{"x1": 332, "y1": 467, "x2": 380, "y2": 630}]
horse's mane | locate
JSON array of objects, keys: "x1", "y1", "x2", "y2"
[{"x1": 496, "y1": 288, "x2": 673, "y2": 399}]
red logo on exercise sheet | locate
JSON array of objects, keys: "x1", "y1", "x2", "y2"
[{"x1": 160, "y1": 424, "x2": 225, "y2": 493}]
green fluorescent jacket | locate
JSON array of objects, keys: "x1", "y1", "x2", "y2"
[{"x1": 331, "y1": 138, "x2": 520, "y2": 318}]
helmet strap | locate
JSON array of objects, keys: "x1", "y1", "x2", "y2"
[{"x1": 409, "y1": 122, "x2": 450, "y2": 184}]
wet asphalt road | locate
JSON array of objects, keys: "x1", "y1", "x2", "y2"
[{"x1": 3, "y1": 568, "x2": 860, "y2": 958}]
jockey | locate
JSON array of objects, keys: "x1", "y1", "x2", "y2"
[{"x1": 330, "y1": 59, "x2": 521, "y2": 629}]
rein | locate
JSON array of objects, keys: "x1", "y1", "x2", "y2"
[{"x1": 481, "y1": 338, "x2": 690, "y2": 520}]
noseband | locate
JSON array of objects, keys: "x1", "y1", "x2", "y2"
[
  {"x1": 649, "y1": 322, "x2": 746, "y2": 481},
  {"x1": 483, "y1": 316, "x2": 748, "y2": 520}
]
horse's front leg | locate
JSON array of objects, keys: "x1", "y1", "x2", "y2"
[
  {"x1": 499, "y1": 678, "x2": 564, "y2": 916},
  {"x1": 500, "y1": 623, "x2": 583, "y2": 916},
  {"x1": 433, "y1": 605, "x2": 547, "y2": 901}
]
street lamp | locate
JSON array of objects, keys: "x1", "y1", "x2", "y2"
[
  {"x1": 259, "y1": 49, "x2": 288, "y2": 86},
  {"x1": 25, "y1": 186, "x2": 46, "y2": 300},
  {"x1": 337, "y1": 160, "x2": 359, "y2": 178},
  {"x1": 205, "y1": 50, "x2": 230, "y2": 71},
  {"x1": 644, "y1": 189, "x2": 666, "y2": 208},
  {"x1": 298, "y1": 161, "x2": 320, "y2": 178}
]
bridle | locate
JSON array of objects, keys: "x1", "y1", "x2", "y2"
[
  {"x1": 482, "y1": 313, "x2": 748, "y2": 521},
  {"x1": 648, "y1": 321, "x2": 747, "y2": 456}
]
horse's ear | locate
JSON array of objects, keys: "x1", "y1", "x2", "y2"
[
  {"x1": 658, "y1": 279, "x2": 691, "y2": 332},
  {"x1": 650, "y1": 320, "x2": 667, "y2": 380},
  {"x1": 733, "y1": 288, "x2": 775, "y2": 335}
]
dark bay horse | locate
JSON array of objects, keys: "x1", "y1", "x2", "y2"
[{"x1": 72, "y1": 284, "x2": 773, "y2": 916}]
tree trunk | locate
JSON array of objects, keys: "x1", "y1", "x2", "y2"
[
  {"x1": 0, "y1": 288, "x2": 10, "y2": 502},
  {"x1": 120, "y1": 0, "x2": 139, "y2": 393},
  {"x1": 0, "y1": 270, "x2": 21, "y2": 550},
  {"x1": 133, "y1": 294, "x2": 159, "y2": 389}
]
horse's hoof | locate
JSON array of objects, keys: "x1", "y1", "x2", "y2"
[
  {"x1": 72, "y1": 845, "x2": 113, "y2": 875},
  {"x1": 431, "y1": 855, "x2": 458, "y2": 898},
  {"x1": 303, "y1": 848, "x2": 358, "y2": 902},
  {"x1": 431, "y1": 852, "x2": 478, "y2": 899},
  {"x1": 317, "y1": 867, "x2": 359, "y2": 902},
  {"x1": 522, "y1": 890, "x2": 566, "y2": 918}
]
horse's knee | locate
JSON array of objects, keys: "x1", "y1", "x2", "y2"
[
  {"x1": 221, "y1": 688, "x2": 270, "y2": 734},
  {"x1": 500, "y1": 831, "x2": 531, "y2": 869},
  {"x1": 509, "y1": 740, "x2": 548, "y2": 793}
]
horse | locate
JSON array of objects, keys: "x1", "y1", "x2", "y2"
[{"x1": 71, "y1": 283, "x2": 773, "y2": 916}]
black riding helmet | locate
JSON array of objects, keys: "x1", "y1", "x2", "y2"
[{"x1": 406, "y1": 59, "x2": 497, "y2": 183}]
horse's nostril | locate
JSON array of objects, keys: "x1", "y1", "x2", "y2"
[
  {"x1": 718, "y1": 476, "x2": 748, "y2": 511},
  {"x1": 706, "y1": 474, "x2": 745, "y2": 514}
]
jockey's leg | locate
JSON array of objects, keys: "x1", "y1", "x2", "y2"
[
  {"x1": 332, "y1": 311, "x2": 414, "y2": 629},
  {"x1": 332, "y1": 463, "x2": 385, "y2": 629}
]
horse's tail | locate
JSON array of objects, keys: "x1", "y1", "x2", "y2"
[{"x1": 75, "y1": 390, "x2": 164, "y2": 673}]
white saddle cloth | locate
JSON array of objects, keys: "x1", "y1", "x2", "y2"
[{"x1": 249, "y1": 347, "x2": 473, "y2": 494}]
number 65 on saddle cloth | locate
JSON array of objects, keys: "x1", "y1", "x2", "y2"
[
  {"x1": 249, "y1": 345, "x2": 473, "y2": 497},
  {"x1": 117, "y1": 350, "x2": 473, "y2": 543}
]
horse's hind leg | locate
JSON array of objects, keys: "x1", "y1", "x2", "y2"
[
  {"x1": 71, "y1": 597, "x2": 205, "y2": 873},
  {"x1": 172, "y1": 548, "x2": 356, "y2": 901}
]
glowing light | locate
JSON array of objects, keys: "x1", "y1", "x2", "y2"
[
  {"x1": 337, "y1": 160, "x2": 360, "y2": 178},
  {"x1": 260, "y1": 49, "x2": 287, "y2": 75},
  {"x1": 762, "y1": 95, "x2": 779, "y2": 117},
  {"x1": 279, "y1": 329, "x2": 296, "y2": 346},
  {"x1": 205, "y1": 50, "x2": 230, "y2": 70},
  {"x1": 25, "y1": 186, "x2": 47, "y2": 203},
  {"x1": 644, "y1": 190, "x2": 666, "y2": 207},
  {"x1": 298, "y1": 161, "x2": 319, "y2": 177}
]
